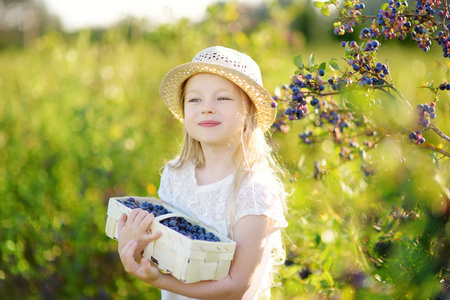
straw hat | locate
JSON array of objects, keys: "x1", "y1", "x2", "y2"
[{"x1": 159, "y1": 46, "x2": 276, "y2": 132}]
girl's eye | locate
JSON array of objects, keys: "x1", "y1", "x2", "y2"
[
  {"x1": 188, "y1": 98, "x2": 201, "y2": 103},
  {"x1": 218, "y1": 97, "x2": 231, "y2": 101}
]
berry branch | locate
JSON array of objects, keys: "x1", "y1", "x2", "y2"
[
  {"x1": 419, "y1": 142, "x2": 450, "y2": 157},
  {"x1": 429, "y1": 123, "x2": 450, "y2": 143},
  {"x1": 272, "y1": 0, "x2": 450, "y2": 177}
]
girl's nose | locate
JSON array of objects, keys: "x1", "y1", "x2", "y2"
[{"x1": 201, "y1": 99, "x2": 216, "y2": 114}]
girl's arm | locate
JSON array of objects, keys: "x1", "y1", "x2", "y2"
[{"x1": 119, "y1": 215, "x2": 275, "y2": 300}]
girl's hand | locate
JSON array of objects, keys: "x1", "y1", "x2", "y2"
[
  {"x1": 117, "y1": 209, "x2": 162, "y2": 261},
  {"x1": 119, "y1": 239, "x2": 162, "y2": 283}
]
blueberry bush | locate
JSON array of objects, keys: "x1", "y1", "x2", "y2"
[{"x1": 271, "y1": 1, "x2": 450, "y2": 299}]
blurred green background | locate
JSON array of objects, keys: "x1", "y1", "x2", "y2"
[{"x1": 1, "y1": 0, "x2": 450, "y2": 299}]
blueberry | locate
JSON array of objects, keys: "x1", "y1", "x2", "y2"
[{"x1": 310, "y1": 98, "x2": 319, "y2": 106}]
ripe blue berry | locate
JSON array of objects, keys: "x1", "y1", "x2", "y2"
[{"x1": 310, "y1": 98, "x2": 319, "y2": 106}]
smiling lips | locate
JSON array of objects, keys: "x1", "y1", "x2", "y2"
[{"x1": 198, "y1": 120, "x2": 221, "y2": 127}]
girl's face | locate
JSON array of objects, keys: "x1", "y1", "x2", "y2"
[{"x1": 184, "y1": 73, "x2": 248, "y2": 149}]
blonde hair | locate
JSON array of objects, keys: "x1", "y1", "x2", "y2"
[{"x1": 171, "y1": 75, "x2": 288, "y2": 285}]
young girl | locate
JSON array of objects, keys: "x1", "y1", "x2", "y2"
[{"x1": 117, "y1": 46, "x2": 288, "y2": 300}]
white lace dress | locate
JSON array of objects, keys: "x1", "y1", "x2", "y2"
[{"x1": 157, "y1": 161, "x2": 287, "y2": 300}]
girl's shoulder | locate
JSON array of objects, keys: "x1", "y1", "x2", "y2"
[
  {"x1": 244, "y1": 163, "x2": 278, "y2": 185},
  {"x1": 239, "y1": 164, "x2": 283, "y2": 200},
  {"x1": 235, "y1": 164, "x2": 288, "y2": 228}
]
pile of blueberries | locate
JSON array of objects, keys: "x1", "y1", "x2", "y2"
[
  {"x1": 161, "y1": 217, "x2": 221, "y2": 242},
  {"x1": 119, "y1": 197, "x2": 221, "y2": 242},
  {"x1": 120, "y1": 197, "x2": 171, "y2": 217}
]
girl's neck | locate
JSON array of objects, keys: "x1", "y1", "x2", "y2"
[{"x1": 195, "y1": 143, "x2": 237, "y2": 186}]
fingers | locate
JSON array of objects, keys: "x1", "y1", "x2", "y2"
[
  {"x1": 141, "y1": 257, "x2": 158, "y2": 279},
  {"x1": 140, "y1": 257, "x2": 162, "y2": 282},
  {"x1": 128, "y1": 208, "x2": 146, "y2": 223},
  {"x1": 130, "y1": 209, "x2": 155, "y2": 227},
  {"x1": 128, "y1": 210, "x2": 158, "y2": 234},
  {"x1": 120, "y1": 240, "x2": 159, "y2": 280},
  {"x1": 143, "y1": 230, "x2": 163, "y2": 243},
  {"x1": 118, "y1": 209, "x2": 162, "y2": 247},
  {"x1": 118, "y1": 213, "x2": 127, "y2": 230},
  {"x1": 120, "y1": 239, "x2": 136, "y2": 258},
  {"x1": 120, "y1": 240, "x2": 138, "y2": 272},
  {"x1": 138, "y1": 213, "x2": 156, "y2": 233}
]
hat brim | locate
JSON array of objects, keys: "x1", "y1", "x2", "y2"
[{"x1": 159, "y1": 62, "x2": 276, "y2": 132}]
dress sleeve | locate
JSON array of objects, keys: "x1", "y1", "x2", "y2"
[{"x1": 234, "y1": 176, "x2": 288, "y2": 230}]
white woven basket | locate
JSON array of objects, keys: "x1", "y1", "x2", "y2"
[{"x1": 105, "y1": 196, "x2": 236, "y2": 283}]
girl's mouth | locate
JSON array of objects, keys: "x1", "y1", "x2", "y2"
[{"x1": 198, "y1": 120, "x2": 221, "y2": 127}]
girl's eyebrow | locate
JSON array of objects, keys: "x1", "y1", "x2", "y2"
[{"x1": 185, "y1": 88, "x2": 201, "y2": 94}]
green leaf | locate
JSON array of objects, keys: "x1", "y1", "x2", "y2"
[
  {"x1": 319, "y1": 62, "x2": 326, "y2": 71},
  {"x1": 323, "y1": 256, "x2": 332, "y2": 273},
  {"x1": 321, "y1": 6, "x2": 330, "y2": 16},
  {"x1": 293, "y1": 54, "x2": 303, "y2": 69},
  {"x1": 329, "y1": 58, "x2": 340, "y2": 70},
  {"x1": 322, "y1": 271, "x2": 334, "y2": 286},
  {"x1": 381, "y1": 3, "x2": 389, "y2": 10},
  {"x1": 308, "y1": 54, "x2": 315, "y2": 66},
  {"x1": 313, "y1": 1, "x2": 325, "y2": 8},
  {"x1": 315, "y1": 233, "x2": 321, "y2": 245},
  {"x1": 344, "y1": 43, "x2": 351, "y2": 55}
]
